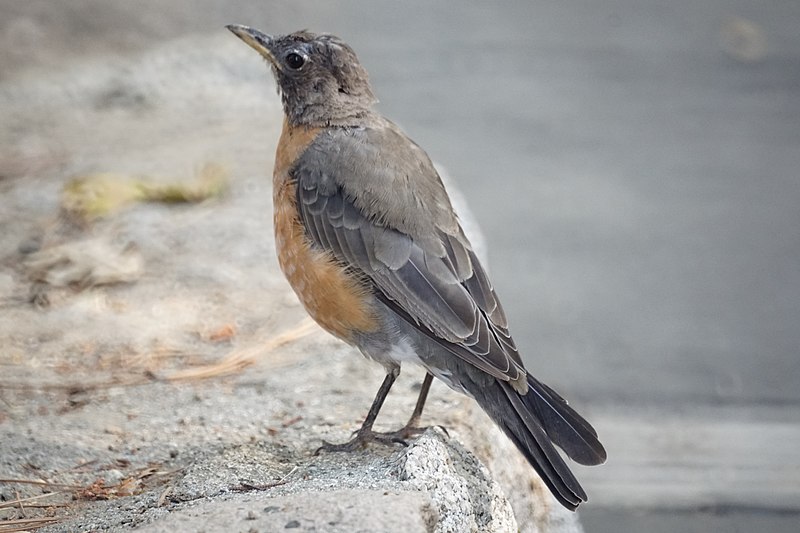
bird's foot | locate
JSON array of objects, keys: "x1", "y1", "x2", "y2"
[
  {"x1": 372, "y1": 423, "x2": 431, "y2": 443},
  {"x1": 315, "y1": 422, "x2": 447, "y2": 455},
  {"x1": 314, "y1": 427, "x2": 408, "y2": 454}
]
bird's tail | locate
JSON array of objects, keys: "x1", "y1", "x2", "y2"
[{"x1": 467, "y1": 374, "x2": 606, "y2": 510}]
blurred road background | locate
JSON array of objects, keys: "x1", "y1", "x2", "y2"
[{"x1": 2, "y1": 1, "x2": 798, "y2": 531}]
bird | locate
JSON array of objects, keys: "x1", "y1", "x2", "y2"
[{"x1": 226, "y1": 24, "x2": 606, "y2": 510}]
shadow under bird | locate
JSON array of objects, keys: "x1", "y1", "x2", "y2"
[{"x1": 226, "y1": 24, "x2": 606, "y2": 510}]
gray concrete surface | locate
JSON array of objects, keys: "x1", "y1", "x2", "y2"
[
  {"x1": 135, "y1": 490, "x2": 437, "y2": 533},
  {"x1": 2, "y1": 1, "x2": 800, "y2": 531}
]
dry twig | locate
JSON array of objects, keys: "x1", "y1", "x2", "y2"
[
  {"x1": 162, "y1": 317, "x2": 318, "y2": 381},
  {"x1": 0, "y1": 517, "x2": 61, "y2": 532},
  {"x1": 0, "y1": 318, "x2": 319, "y2": 391}
]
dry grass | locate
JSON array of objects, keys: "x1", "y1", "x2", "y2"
[
  {"x1": 0, "y1": 317, "x2": 319, "y2": 393},
  {"x1": 0, "y1": 516, "x2": 62, "y2": 532},
  {"x1": 162, "y1": 317, "x2": 318, "y2": 382},
  {"x1": 0, "y1": 464, "x2": 180, "y2": 531}
]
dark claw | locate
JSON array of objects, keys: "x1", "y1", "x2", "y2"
[
  {"x1": 314, "y1": 440, "x2": 341, "y2": 456},
  {"x1": 392, "y1": 436, "x2": 409, "y2": 446}
]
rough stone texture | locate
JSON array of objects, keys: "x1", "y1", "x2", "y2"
[
  {"x1": 403, "y1": 432, "x2": 516, "y2": 533},
  {"x1": 0, "y1": 32, "x2": 583, "y2": 533}
]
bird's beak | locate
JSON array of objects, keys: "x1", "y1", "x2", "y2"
[{"x1": 226, "y1": 24, "x2": 277, "y2": 66}]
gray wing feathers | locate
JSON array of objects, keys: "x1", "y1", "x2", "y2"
[{"x1": 293, "y1": 125, "x2": 525, "y2": 383}]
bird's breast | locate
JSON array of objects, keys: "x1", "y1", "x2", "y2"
[{"x1": 272, "y1": 119, "x2": 379, "y2": 343}]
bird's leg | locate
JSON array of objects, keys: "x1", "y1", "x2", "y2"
[
  {"x1": 315, "y1": 372, "x2": 443, "y2": 454},
  {"x1": 315, "y1": 367, "x2": 404, "y2": 454},
  {"x1": 408, "y1": 372, "x2": 433, "y2": 426},
  {"x1": 373, "y1": 372, "x2": 437, "y2": 442}
]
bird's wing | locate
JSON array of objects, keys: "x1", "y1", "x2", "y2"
[{"x1": 292, "y1": 124, "x2": 526, "y2": 384}]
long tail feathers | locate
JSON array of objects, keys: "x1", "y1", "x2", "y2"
[
  {"x1": 470, "y1": 375, "x2": 606, "y2": 510},
  {"x1": 524, "y1": 376, "x2": 607, "y2": 466}
]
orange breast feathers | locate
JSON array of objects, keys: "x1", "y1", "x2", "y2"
[{"x1": 272, "y1": 120, "x2": 378, "y2": 342}]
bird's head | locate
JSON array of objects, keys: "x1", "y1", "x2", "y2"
[{"x1": 227, "y1": 25, "x2": 377, "y2": 127}]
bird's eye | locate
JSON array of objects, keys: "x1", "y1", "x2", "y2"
[{"x1": 285, "y1": 52, "x2": 306, "y2": 70}]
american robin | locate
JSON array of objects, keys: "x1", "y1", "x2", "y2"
[{"x1": 227, "y1": 24, "x2": 606, "y2": 510}]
